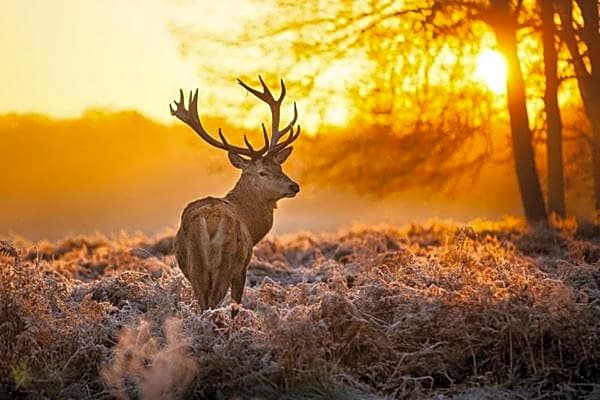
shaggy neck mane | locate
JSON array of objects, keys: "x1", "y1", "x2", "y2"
[{"x1": 225, "y1": 176, "x2": 276, "y2": 245}]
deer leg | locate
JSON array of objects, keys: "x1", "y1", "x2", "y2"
[{"x1": 230, "y1": 268, "x2": 247, "y2": 318}]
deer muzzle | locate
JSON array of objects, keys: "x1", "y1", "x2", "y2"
[{"x1": 285, "y1": 182, "x2": 300, "y2": 198}]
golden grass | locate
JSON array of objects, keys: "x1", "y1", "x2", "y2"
[{"x1": 1, "y1": 219, "x2": 599, "y2": 399}]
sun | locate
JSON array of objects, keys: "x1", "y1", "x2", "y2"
[{"x1": 474, "y1": 49, "x2": 507, "y2": 94}]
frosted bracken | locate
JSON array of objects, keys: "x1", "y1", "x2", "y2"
[{"x1": 1, "y1": 219, "x2": 599, "y2": 399}]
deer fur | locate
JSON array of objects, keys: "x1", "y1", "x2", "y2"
[{"x1": 170, "y1": 77, "x2": 300, "y2": 314}]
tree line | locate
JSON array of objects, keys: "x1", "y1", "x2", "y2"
[{"x1": 176, "y1": 0, "x2": 599, "y2": 223}]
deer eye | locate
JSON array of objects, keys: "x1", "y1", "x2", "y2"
[{"x1": 259, "y1": 171, "x2": 268, "y2": 177}]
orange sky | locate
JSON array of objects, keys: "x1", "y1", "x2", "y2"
[
  {"x1": 0, "y1": 0, "x2": 512, "y2": 130},
  {"x1": 0, "y1": 0, "x2": 512, "y2": 126},
  {"x1": 0, "y1": 0, "x2": 258, "y2": 123}
]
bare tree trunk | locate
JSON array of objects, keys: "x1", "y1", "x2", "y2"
[
  {"x1": 576, "y1": 0, "x2": 600, "y2": 217},
  {"x1": 592, "y1": 106, "x2": 600, "y2": 219},
  {"x1": 488, "y1": 1, "x2": 548, "y2": 223},
  {"x1": 558, "y1": 0, "x2": 600, "y2": 217},
  {"x1": 542, "y1": 0, "x2": 566, "y2": 217}
]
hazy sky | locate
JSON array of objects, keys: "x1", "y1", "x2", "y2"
[
  {"x1": 0, "y1": 0, "x2": 508, "y2": 129},
  {"x1": 0, "y1": 0, "x2": 255, "y2": 123}
]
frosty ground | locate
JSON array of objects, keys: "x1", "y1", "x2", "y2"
[{"x1": 1, "y1": 218, "x2": 599, "y2": 399}]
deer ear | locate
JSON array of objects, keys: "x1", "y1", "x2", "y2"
[
  {"x1": 228, "y1": 152, "x2": 249, "y2": 169},
  {"x1": 272, "y1": 147, "x2": 293, "y2": 164}
]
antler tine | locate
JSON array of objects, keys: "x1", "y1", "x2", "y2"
[
  {"x1": 243, "y1": 134, "x2": 255, "y2": 152},
  {"x1": 274, "y1": 102, "x2": 298, "y2": 137},
  {"x1": 261, "y1": 123, "x2": 269, "y2": 146},
  {"x1": 170, "y1": 88, "x2": 268, "y2": 158},
  {"x1": 237, "y1": 78, "x2": 267, "y2": 101},
  {"x1": 268, "y1": 100, "x2": 299, "y2": 153},
  {"x1": 276, "y1": 78, "x2": 286, "y2": 103},
  {"x1": 258, "y1": 75, "x2": 275, "y2": 101},
  {"x1": 237, "y1": 76, "x2": 299, "y2": 156},
  {"x1": 169, "y1": 89, "x2": 184, "y2": 119},
  {"x1": 270, "y1": 125, "x2": 301, "y2": 154},
  {"x1": 217, "y1": 128, "x2": 229, "y2": 145},
  {"x1": 237, "y1": 76, "x2": 281, "y2": 105}
]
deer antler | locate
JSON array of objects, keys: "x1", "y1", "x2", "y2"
[
  {"x1": 237, "y1": 76, "x2": 300, "y2": 156},
  {"x1": 170, "y1": 89, "x2": 269, "y2": 159}
]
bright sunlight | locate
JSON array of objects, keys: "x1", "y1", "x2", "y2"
[
  {"x1": 474, "y1": 49, "x2": 507, "y2": 93},
  {"x1": 324, "y1": 101, "x2": 350, "y2": 126}
]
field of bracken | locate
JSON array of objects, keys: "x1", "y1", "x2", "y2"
[{"x1": 1, "y1": 218, "x2": 599, "y2": 399}]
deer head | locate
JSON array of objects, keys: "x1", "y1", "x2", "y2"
[{"x1": 170, "y1": 76, "x2": 300, "y2": 201}]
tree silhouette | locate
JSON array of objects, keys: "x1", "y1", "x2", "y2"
[
  {"x1": 172, "y1": 0, "x2": 600, "y2": 222},
  {"x1": 541, "y1": 0, "x2": 566, "y2": 218},
  {"x1": 481, "y1": 0, "x2": 547, "y2": 222},
  {"x1": 556, "y1": 0, "x2": 600, "y2": 218},
  {"x1": 247, "y1": 0, "x2": 547, "y2": 222}
]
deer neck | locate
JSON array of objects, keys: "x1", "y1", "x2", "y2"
[{"x1": 225, "y1": 178, "x2": 275, "y2": 245}]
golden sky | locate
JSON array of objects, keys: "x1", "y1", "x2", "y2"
[
  {"x1": 0, "y1": 0, "x2": 257, "y2": 123},
  {"x1": 0, "y1": 0, "x2": 513, "y2": 131},
  {"x1": 0, "y1": 0, "x2": 512, "y2": 127}
]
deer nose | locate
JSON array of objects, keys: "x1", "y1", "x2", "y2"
[{"x1": 289, "y1": 183, "x2": 300, "y2": 193}]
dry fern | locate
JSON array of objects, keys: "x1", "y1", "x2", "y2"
[
  {"x1": 0, "y1": 240, "x2": 19, "y2": 264},
  {"x1": 0, "y1": 219, "x2": 599, "y2": 399}
]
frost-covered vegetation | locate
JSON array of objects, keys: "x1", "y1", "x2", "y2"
[{"x1": 1, "y1": 219, "x2": 599, "y2": 399}]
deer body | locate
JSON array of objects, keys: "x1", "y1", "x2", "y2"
[
  {"x1": 174, "y1": 197, "x2": 253, "y2": 310},
  {"x1": 170, "y1": 77, "x2": 300, "y2": 313}
]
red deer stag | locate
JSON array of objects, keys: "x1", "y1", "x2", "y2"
[{"x1": 169, "y1": 77, "x2": 300, "y2": 315}]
